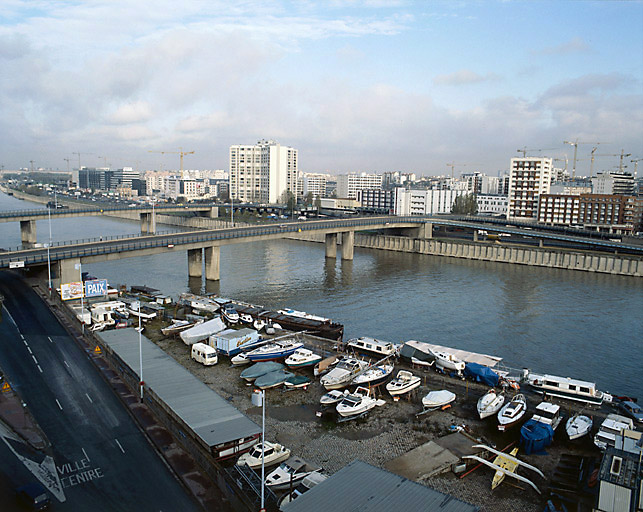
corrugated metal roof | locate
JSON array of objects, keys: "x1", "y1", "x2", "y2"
[
  {"x1": 281, "y1": 460, "x2": 480, "y2": 512},
  {"x1": 98, "y1": 329, "x2": 260, "y2": 448}
]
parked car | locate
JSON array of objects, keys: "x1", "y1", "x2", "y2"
[{"x1": 617, "y1": 400, "x2": 643, "y2": 424}]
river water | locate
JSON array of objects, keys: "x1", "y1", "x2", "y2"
[{"x1": 1, "y1": 191, "x2": 641, "y2": 398}]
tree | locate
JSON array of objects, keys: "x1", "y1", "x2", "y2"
[
  {"x1": 304, "y1": 192, "x2": 313, "y2": 206},
  {"x1": 314, "y1": 195, "x2": 322, "y2": 210},
  {"x1": 451, "y1": 193, "x2": 478, "y2": 215}
]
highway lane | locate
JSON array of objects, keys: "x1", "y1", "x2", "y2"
[{"x1": 0, "y1": 271, "x2": 199, "y2": 511}]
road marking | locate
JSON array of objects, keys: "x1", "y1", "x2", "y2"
[
  {"x1": 37, "y1": 365, "x2": 43, "y2": 373},
  {"x1": 85, "y1": 393, "x2": 93, "y2": 404},
  {"x1": 64, "y1": 360, "x2": 70, "y2": 368},
  {"x1": 55, "y1": 399, "x2": 63, "y2": 410},
  {"x1": 27, "y1": 346, "x2": 33, "y2": 354},
  {"x1": 81, "y1": 448, "x2": 90, "y2": 462},
  {"x1": 114, "y1": 439, "x2": 125, "y2": 454},
  {"x1": 23, "y1": 339, "x2": 28, "y2": 346},
  {"x1": 32, "y1": 355, "x2": 38, "y2": 365},
  {"x1": 48, "y1": 336, "x2": 53, "y2": 343},
  {"x1": 2, "y1": 307, "x2": 18, "y2": 327}
]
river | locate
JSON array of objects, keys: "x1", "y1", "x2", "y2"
[{"x1": 1, "y1": 191, "x2": 641, "y2": 398}]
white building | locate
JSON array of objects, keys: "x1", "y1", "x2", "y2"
[
  {"x1": 229, "y1": 140, "x2": 298, "y2": 204},
  {"x1": 477, "y1": 194, "x2": 508, "y2": 216},
  {"x1": 592, "y1": 172, "x2": 635, "y2": 195},
  {"x1": 507, "y1": 157, "x2": 552, "y2": 221},
  {"x1": 394, "y1": 188, "x2": 467, "y2": 216},
  {"x1": 336, "y1": 173, "x2": 383, "y2": 199},
  {"x1": 301, "y1": 173, "x2": 330, "y2": 199}
]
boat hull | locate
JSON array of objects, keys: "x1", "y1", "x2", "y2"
[
  {"x1": 386, "y1": 378, "x2": 421, "y2": 397},
  {"x1": 530, "y1": 387, "x2": 603, "y2": 406}
]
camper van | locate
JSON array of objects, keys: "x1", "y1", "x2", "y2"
[{"x1": 191, "y1": 343, "x2": 218, "y2": 366}]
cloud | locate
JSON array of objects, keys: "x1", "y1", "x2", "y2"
[
  {"x1": 106, "y1": 102, "x2": 153, "y2": 125},
  {"x1": 538, "y1": 37, "x2": 591, "y2": 55},
  {"x1": 433, "y1": 70, "x2": 500, "y2": 86}
]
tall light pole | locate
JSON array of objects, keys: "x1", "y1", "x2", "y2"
[
  {"x1": 251, "y1": 389, "x2": 266, "y2": 511},
  {"x1": 136, "y1": 301, "x2": 144, "y2": 402},
  {"x1": 46, "y1": 207, "x2": 52, "y2": 295},
  {"x1": 75, "y1": 262, "x2": 84, "y2": 333}
]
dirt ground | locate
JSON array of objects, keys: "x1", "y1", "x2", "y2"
[{"x1": 145, "y1": 317, "x2": 604, "y2": 512}]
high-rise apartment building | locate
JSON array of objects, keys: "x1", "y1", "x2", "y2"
[
  {"x1": 507, "y1": 157, "x2": 552, "y2": 220},
  {"x1": 229, "y1": 140, "x2": 298, "y2": 204},
  {"x1": 336, "y1": 173, "x2": 383, "y2": 199},
  {"x1": 592, "y1": 172, "x2": 635, "y2": 195}
]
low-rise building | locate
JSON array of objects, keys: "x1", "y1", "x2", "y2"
[
  {"x1": 476, "y1": 194, "x2": 508, "y2": 216},
  {"x1": 394, "y1": 188, "x2": 467, "y2": 216}
]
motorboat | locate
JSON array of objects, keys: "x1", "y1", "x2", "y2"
[
  {"x1": 351, "y1": 364, "x2": 394, "y2": 387},
  {"x1": 594, "y1": 414, "x2": 634, "y2": 451},
  {"x1": 314, "y1": 355, "x2": 339, "y2": 377},
  {"x1": 410, "y1": 357, "x2": 434, "y2": 369},
  {"x1": 237, "y1": 441, "x2": 291, "y2": 470},
  {"x1": 221, "y1": 303, "x2": 240, "y2": 324},
  {"x1": 336, "y1": 387, "x2": 378, "y2": 417},
  {"x1": 278, "y1": 471, "x2": 328, "y2": 507},
  {"x1": 254, "y1": 369, "x2": 294, "y2": 389},
  {"x1": 239, "y1": 313, "x2": 253, "y2": 325},
  {"x1": 477, "y1": 389, "x2": 505, "y2": 420},
  {"x1": 421, "y1": 390, "x2": 456, "y2": 410},
  {"x1": 497, "y1": 394, "x2": 527, "y2": 431},
  {"x1": 386, "y1": 370, "x2": 421, "y2": 397},
  {"x1": 346, "y1": 337, "x2": 399, "y2": 358},
  {"x1": 277, "y1": 309, "x2": 331, "y2": 323},
  {"x1": 240, "y1": 362, "x2": 285, "y2": 382},
  {"x1": 283, "y1": 375, "x2": 311, "y2": 389},
  {"x1": 161, "y1": 319, "x2": 202, "y2": 336},
  {"x1": 320, "y1": 357, "x2": 368, "y2": 390},
  {"x1": 253, "y1": 318, "x2": 266, "y2": 331},
  {"x1": 531, "y1": 402, "x2": 563, "y2": 431},
  {"x1": 320, "y1": 389, "x2": 349, "y2": 407},
  {"x1": 179, "y1": 317, "x2": 227, "y2": 345},
  {"x1": 265, "y1": 457, "x2": 321, "y2": 491},
  {"x1": 179, "y1": 293, "x2": 219, "y2": 313},
  {"x1": 526, "y1": 372, "x2": 612, "y2": 406},
  {"x1": 246, "y1": 338, "x2": 304, "y2": 362},
  {"x1": 431, "y1": 350, "x2": 465, "y2": 374},
  {"x1": 566, "y1": 414, "x2": 593, "y2": 441},
  {"x1": 231, "y1": 352, "x2": 251, "y2": 365},
  {"x1": 285, "y1": 348, "x2": 322, "y2": 369}
]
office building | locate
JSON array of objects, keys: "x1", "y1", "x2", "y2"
[
  {"x1": 395, "y1": 188, "x2": 466, "y2": 216},
  {"x1": 357, "y1": 189, "x2": 397, "y2": 213},
  {"x1": 336, "y1": 173, "x2": 383, "y2": 199}
]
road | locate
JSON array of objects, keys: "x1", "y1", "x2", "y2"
[{"x1": 0, "y1": 271, "x2": 199, "y2": 511}]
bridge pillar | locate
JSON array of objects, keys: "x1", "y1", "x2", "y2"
[
  {"x1": 473, "y1": 230, "x2": 479, "y2": 242},
  {"x1": 325, "y1": 233, "x2": 337, "y2": 259},
  {"x1": 341, "y1": 231, "x2": 354, "y2": 260},
  {"x1": 140, "y1": 213, "x2": 151, "y2": 233},
  {"x1": 187, "y1": 249, "x2": 203, "y2": 277},
  {"x1": 57, "y1": 257, "x2": 81, "y2": 287},
  {"x1": 539, "y1": 239, "x2": 544, "y2": 248},
  {"x1": 20, "y1": 220, "x2": 37, "y2": 247},
  {"x1": 204, "y1": 246, "x2": 220, "y2": 281},
  {"x1": 427, "y1": 222, "x2": 433, "y2": 239},
  {"x1": 206, "y1": 207, "x2": 218, "y2": 219}
]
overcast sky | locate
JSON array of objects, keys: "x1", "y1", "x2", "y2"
[{"x1": 1, "y1": 0, "x2": 642, "y2": 176}]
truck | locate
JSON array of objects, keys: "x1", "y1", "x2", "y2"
[{"x1": 209, "y1": 328, "x2": 261, "y2": 356}]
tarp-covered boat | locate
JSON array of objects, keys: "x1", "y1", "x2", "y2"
[
  {"x1": 240, "y1": 362, "x2": 285, "y2": 382},
  {"x1": 464, "y1": 363, "x2": 500, "y2": 387},
  {"x1": 520, "y1": 419, "x2": 554, "y2": 455},
  {"x1": 179, "y1": 317, "x2": 226, "y2": 345},
  {"x1": 255, "y1": 369, "x2": 294, "y2": 389}
]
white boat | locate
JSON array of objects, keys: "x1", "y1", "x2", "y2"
[
  {"x1": 594, "y1": 414, "x2": 634, "y2": 451},
  {"x1": 285, "y1": 349, "x2": 322, "y2": 369},
  {"x1": 431, "y1": 350, "x2": 465, "y2": 374},
  {"x1": 336, "y1": 387, "x2": 378, "y2": 417},
  {"x1": 161, "y1": 319, "x2": 202, "y2": 336},
  {"x1": 421, "y1": 390, "x2": 456, "y2": 410},
  {"x1": 320, "y1": 389, "x2": 350, "y2": 407},
  {"x1": 277, "y1": 309, "x2": 330, "y2": 323},
  {"x1": 566, "y1": 414, "x2": 593, "y2": 441},
  {"x1": 531, "y1": 402, "x2": 563, "y2": 431},
  {"x1": 237, "y1": 441, "x2": 291, "y2": 470},
  {"x1": 497, "y1": 394, "x2": 528, "y2": 431},
  {"x1": 477, "y1": 389, "x2": 505, "y2": 420},
  {"x1": 320, "y1": 357, "x2": 368, "y2": 390},
  {"x1": 410, "y1": 356, "x2": 434, "y2": 368},
  {"x1": 265, "y1": 457, "x2": 321, "y2": 491},
  {"x1": 351, "y1": 364, "x2": 394, "y2": 387},
  {"x1": 386, "y1": 370, "x2": 421, "y2": 397},
  {"x1": 179, "y1": 317, "x2": 227, "y2": 345},
  {"x1": 239, "y1": 313, "x2": 253, "y2": 324},
  {"x1": 314, "y1": 355, "x2": 339, "y2": 377},
  {"x1": 231, "y1": 352, "x2": 252, "y2": 365},
  {"x1": 245, "y1": 338, "x2": 304, "y2": 362},
  {"x1": 221, "y1": 304, "x2": 240, "y2": 323},
  {"x1": 346, "y1": 337, "x2": 399, "y2": 358},
  {"x1": 526, "y1": 372, "x2": 612, "y2": 406},
  {"x1": 278, "y1": 471, "x2": 328, "y2": 507},
  {"x1": 253, "y1": 318, "x2": 266, "y2": 331},
  {"x1": 179, "y1": 293, "x2": 219, "y2": 313}
]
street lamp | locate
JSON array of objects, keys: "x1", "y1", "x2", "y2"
[
  {"x1": 46, "y1": 207, "x2": 53, "y2": 295},
  {"x1": 74, "y1": 262, "x2": 84, "y2": 333},
  {"x1": 134, "y1": 301, "x2": 144, "y2": 402},
  {"x1": 251, "y1": 389, "x2": 266, "y2": 511}
]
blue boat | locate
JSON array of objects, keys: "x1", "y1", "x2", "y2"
[
  {"x1": 255, "y1": 370, "x2": 295, "y2": 389},
  {"x1": 240, "y1": 362, "x2": 285, "y2": 382},
  {"x1": 520, "y1": 419, "x2": 554, "y2": 455},
  {"x1": 246, "y1": 338, "x2": 304, "y2": 362}
]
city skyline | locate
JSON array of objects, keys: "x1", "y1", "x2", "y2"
[{"x1": 1, "y1": 1, "x2": 642, "y2": 175}]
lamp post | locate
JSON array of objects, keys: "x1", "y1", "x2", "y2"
[
  {"x1": 46, "y1": 207, "x2": 52, "y2": 295},
  {"x1": 251, "y1": 389, "x2": 266, "y2": 511},
  {"x1": 74, "y1": 262, "x2": 84, "y2": 333},
  {"x1": 136, "y1": 301, "x2": 144, "y2": 402}
]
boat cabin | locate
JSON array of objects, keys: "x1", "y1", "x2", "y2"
[
  {"x1": 347, "y1": 337, "x2": 398, "y2": 357},
  {"x1": 528, "y1": 373, "x2": 608, "y2": 405},
  {"x1": 532, "y1": 402, "x2": 561, "y2": 428}
]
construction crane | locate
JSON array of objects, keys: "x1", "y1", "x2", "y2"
[
  {"x1": 446, "y1": 162, "x2": 467, "y2": 180},
  {"x1": 631, "y1": 158, "x2": 642, "y2": 176},
  {"x1": 148, "y1": 147, "x2": 195, "y2": 179},
  {"x1": 72, "y1": 151, "x2": 93, "y2": 170},
  {"x1": 97, "y1": 155, "x2": 111, "y2": 168},
  {"x1": 563, "y1": 140, "x2": 605, "y2": 179},
  {"x1": 516, "y1": 147, "x2": 556, "y2": 157},
  {"x1": 593, "y1": 150, "x2": 632, "y2": 174},
  {"x1": 63, "y1": 158, "x2": 71, "y2": 173}
]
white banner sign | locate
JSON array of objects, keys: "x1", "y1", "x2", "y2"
[{"x1": 60, "y1": 282, "x2": 84, "y2": 301}]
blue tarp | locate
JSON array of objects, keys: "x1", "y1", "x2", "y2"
[
  {"x1": 464, "y1": 362, "x2": 499, "y2": 387},
  {"x1": 520, "y1": 419, "x2": 554, "y2": 455}
]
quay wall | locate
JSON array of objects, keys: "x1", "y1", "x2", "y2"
[{"x1": 290, "y1": 232, "x2": 643, "y2": 277}]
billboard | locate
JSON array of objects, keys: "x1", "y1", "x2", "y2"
[
  {"x1": 85, "y1": 279, "x2": 108, "y2": 298},
  {"x1": 60, "y1": 282, "x2": 84, "y2": 301}
]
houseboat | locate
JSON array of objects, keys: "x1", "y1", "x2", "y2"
[
  {"x1": 526, "y1": 372, "x2": 612, "y2": 406},
  {"x1": 346, "y1": 337, "x2": 399, "y2": 358}
]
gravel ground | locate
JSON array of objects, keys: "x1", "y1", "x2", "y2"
[{"x1": 145, "y1": 317, "x2": 604, "y2": 512}]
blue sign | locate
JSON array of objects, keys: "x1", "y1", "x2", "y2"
[{"x1": 85, "y1": 279, "x2": 108, "y2": 298}]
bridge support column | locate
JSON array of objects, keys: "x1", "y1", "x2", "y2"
[
  {"x1": 539, "y1": 239, "x2": 544, "y2": 248},
  {"x1": 206, "y1": 207, "x2": 218, "y2": 219},
  {"x1": 57, "y1": 257, "x2": 81, "y2": 287},
  {"x1": 473, "y1": 230, "x2": 479, "y2": 242},
  {"x1": 325, "y1": 233, "x2": 337, "y2": 259},
  {"x1": 140, "y1": 213, "x2": 151, "y2": 233},
  {"x1": 187, "y1": 249, "x2": 203, "y2": 277},
  {"x1": 427, "y1": 222, "x2": 433, "y2": 239},
  {"x1": 204, "y1": 246, "x2": 220, "y2": 281},
  {"x1": 20, "y1": 220, "x2": 37, "y2": 247},
  {"x1": 341, "y1": 231, "x2": 354, "y2": 260}
]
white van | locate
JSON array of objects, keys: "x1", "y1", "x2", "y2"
[{"x1": 191, "y1": 343, "x2": 218, "y2": 366}]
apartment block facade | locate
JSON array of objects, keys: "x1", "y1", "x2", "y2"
[
  {"x1": 507, "y1": 157, "x2": 552, "y2": 221},
  {"x1": 336, "y1": 173, "x2": 383, "y2": 199}
]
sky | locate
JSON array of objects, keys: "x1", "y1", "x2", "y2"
[{"x1": 1, "y1": 0, "x2": 642, "y2": 176}]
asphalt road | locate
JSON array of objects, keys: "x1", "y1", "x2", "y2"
[{"x1": 0, "y1": 271, "x2": 199, "y2": 511}]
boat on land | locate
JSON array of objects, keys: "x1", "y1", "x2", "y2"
[
  {"x1": 240, "y1": 362, "x2": 285, "y2": 382},
  {"x1": 594, "y1": 414, "x2": 634, "y2": 451},
  {"x1": 285, "y1": 348, "x2": 322, "y2": 369},
  {"x1": 265, "y1": 457, "x2": 322, "y2": 491},
  {"x1": 566, "y1": 414, "x2": 593, "y2": 441},
  {"x1": 237, "y1": 441, "x2": 291, "y2": 470},
  {"x1": 253, "y1": 318, "x2": 266, "y2": 331},
  {"x1": 531, "y1": 402, "x2": 563, "y2": 431},
  {"x1": 346, "y1": 337, "x2": 399, "y2": 358},
  {"x1": 179, "y1": 317, "x2": 227, "y2": 345},
  {"x1": 386, "y1": 370, "x2": 421, "y2": 397},
  {"x1": 351, "y1": 364, "x2": 394, "y2": 387},
  {"x1": 221, "y1": 303, "x2": 240, "y2": 323},
  {"x1": 320, "y1": 357, "x2": 368, "y2": 390},
  {"x1": 239, "y1": 313, "x2": 253, "y2": 324},
  {"x1": 336, "y1": 387, "x2": 379, "y2": 417},
  {"x1": 477, "y1": 389, "x2": 505, "y2": 420},
  {"x1": 278, "y1": 471, "x2": 328, "y2": 507},
  {"x1": 320, "y1": 389, "x2": 350, "y2": 407},
  {"x1": 161, "y1": 319, "x2": 202, "y2": 336},
  {"x1": 179, "y1": 293, "x2": 219, "y2": 313},
  {"x1": 431, "y1": 349, "x2": 465, "y2": 374},
  {"x1": 526, "y1": 372, "x2": 612, "y2": 406},
  {"x1": 421, "y1": 390, "x2": 456, "y2": 410},
  {"x1": 314, "y1": 355, "x2": 339, "y2": 377},
  {"x1": 284, "y1": 375, "x2": 311, "y2": 389},
  {"x1": 231, "y1": 352, "x2": 251, "y2": 365},
  {"x1": 497, "y1": 394, "x2": 528, "y2": 431},
  {"x1": 245, "y1": 338, "x2": 304, "y2": 362},
  {"x1": 410, "y1": 357, "x2": 434, "y2": 368},
  {"x1": 255, "y1": 369, "x2": 295, "y2": 389}
]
